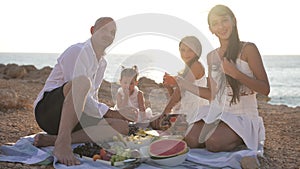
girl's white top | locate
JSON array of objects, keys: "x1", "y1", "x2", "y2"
[
  {"x1": 173, "y1": 76, "x2": 209, "y2": 124},
  {"x1": 115, "y1": 86, "x2": 140, "y2": 110}
]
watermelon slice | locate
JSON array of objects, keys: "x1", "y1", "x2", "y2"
[{"x1": 148, "y1": 139, "x2": 187, "y2": 159}]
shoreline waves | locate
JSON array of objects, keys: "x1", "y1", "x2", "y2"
[{"x1": 0, "y1": 53, "x2": 299, "y2": 108}]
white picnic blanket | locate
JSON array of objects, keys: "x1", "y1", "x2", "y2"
[{"x1": 0, "y1": 134, "x2": 258, "y2": 169}]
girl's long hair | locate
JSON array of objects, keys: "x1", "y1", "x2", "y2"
[{"x1": 208, "y1": 5, "x2": 242, "y2": 105}]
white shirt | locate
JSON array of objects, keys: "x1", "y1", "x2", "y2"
[
  {"x1": 34, "y1": 39, "x2": 109, "y2": 118},
  {"x1": 114, "y1": 86, "x2": 140, "y2": 110}
]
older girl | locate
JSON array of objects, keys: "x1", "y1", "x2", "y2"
[{"x1": 178, "y1": 5, "x2": 270, "y2": 154}]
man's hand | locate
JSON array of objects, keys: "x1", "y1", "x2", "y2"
[
  {"x1": 118, "y1": 107, "x2": 138, "y2": 122},
  {"x1": 104, "y1": 107, "x2": 138, "y2": 122}
]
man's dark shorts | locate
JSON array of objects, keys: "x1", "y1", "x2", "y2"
[{"x1": 35, "y1": 83, "x2": 100, "y2": 135}]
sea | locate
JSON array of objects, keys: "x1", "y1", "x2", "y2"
[{"x1": 1, "y1": 52, "x2": 299, "y2": 108}]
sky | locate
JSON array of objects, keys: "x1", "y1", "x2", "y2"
[{"x1": 0, "y1": 0, "x2": 299, "y2": 56}]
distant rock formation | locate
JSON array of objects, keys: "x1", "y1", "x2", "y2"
[
  {"x1": 0, "y1": 64, "x2": 51, "y2": 83},
  {"x1": 0, "y1": 64, "x2": 271, "y2": 110}
]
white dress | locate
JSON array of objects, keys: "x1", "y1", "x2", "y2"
[
  {"x1": 114, "y1": 86, "x2": 152, "y2": 127},
  {"x1": 173, "y1": 76, "x2": 209, "y2": 124},
  {"x1": 114, "y1": 86, "x2": 140, "y2": 110},
  {"x1": 192, "y1": 46, "x2": 265, "y2": 152}
]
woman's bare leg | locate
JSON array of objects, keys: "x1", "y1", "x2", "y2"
[
  {"x1": 185, "y1": 120, "x2": 243, "y2": 152},
  {"x1": 205, "y1": 122, "x2": 244, "y2": 152},
  {"x1": 184, "y1": 120, "x2": 206, "y2": 148}
]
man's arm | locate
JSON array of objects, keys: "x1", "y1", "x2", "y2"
[
  {"x1": 104, "y1": 109, "x2": 126, "y2": 120},
  {"x1": 104, "y1": 107, "x2": 138, "y2": 122}
]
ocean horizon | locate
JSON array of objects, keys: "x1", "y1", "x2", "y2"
[{"x1": 1, "y1": 52, "x2": 299, "y2": 108}]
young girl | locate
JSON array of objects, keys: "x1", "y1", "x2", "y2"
[
  {"x1": 177, "y1": 4, "x2": 270, "y2": 157},
  {"x1": 151, "y1": 36, "x2": 209, "y2": 129},
  {"x1": 115, "y1": 65, "x2": 150, "y2": 128}
]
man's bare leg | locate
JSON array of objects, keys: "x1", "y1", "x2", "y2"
[
  {"x1": 33, "y1": 134, "x2": 56, "y2": 147},
  {"x1": 34, "y1": 118, "x2": 129, "y2": 147},
  {"x1": 33, "y1": 130, "x2": 91, "y2": 147},
  {"x1": 52, "y1": 76, "x2": 90, "y2": 166}
]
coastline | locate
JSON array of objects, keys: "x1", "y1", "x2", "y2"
[
  {"x1": 0, "y1": 64, "x2": 299, "y2": 168},
  {"x1": 1, "y1": 53, "x2": 300, "y2": 108}
]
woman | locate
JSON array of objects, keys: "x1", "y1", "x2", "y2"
[{"x1": 177, "y1": 4, "x2": 270, "y2": 154}]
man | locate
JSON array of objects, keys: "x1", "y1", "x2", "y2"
[{"x1": 33, "y1": 17, "x2": 137, "y2": 166}]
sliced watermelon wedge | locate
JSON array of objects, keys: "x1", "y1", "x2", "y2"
[{"x1": 148, "y1": 139, "x2": 188, "y2": 159}]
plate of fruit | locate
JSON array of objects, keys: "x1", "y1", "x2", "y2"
[
  {"x1": 73, "y1": 142, "x2": 140, "y2": 166},
  {"x1": 114, "y1": 129, "x2": 157, "y2": 149}
]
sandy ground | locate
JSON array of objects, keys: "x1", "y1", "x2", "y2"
[{"x1": 0, "y1": 66, "x2": 299, "y2": 169}]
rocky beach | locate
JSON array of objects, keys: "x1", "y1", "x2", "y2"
[{"x1": 0, "y1": 64, "x2": 299, "y2": 169}]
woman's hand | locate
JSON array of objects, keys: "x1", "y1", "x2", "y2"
[
  {"x1": 150, "y1": 115, "x2": 163, "y2": 130},
  {"x1": 221, "y1": 59, "x2": 240, "y2": 79},
  {"x1": 163, "y1": 73, "x2": 177, "y2": 87},
  {"x1": 150, "y1": 113, "x2": 171, "y2": 130}
]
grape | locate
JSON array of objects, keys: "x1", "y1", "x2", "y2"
[
  {"x1": 73, "y1": 141, "x2": 135, "y2": 166},
  {"x1": 128, "y1": 123, "x2": 139, "y2": 136},
  {"x1": 73, "y1": 142, "x2": 102, "y2": 158}
]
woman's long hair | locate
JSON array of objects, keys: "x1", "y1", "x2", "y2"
[{"x1": 208, "y1": 5, "x2": 242, "y2": 105}]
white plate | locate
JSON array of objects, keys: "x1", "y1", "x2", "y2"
[
  {"x1": 124, "y1": 136, "x2": 154, "y2": 149},
  {"x1": 82, "y1": 156, "x2": 124, "y2": 166},
  {"x1": 139, "y1": 145, "x2": 150, "y2": 159}
]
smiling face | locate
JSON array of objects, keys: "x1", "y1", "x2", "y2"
[
  {"x1": 179, "y1": 43, "x2": 197, "y2": 64},
  {"x1": 179, "y1": 36, "x2": 201, "y2": 64},
  {"x1": 209, "y1": 14, "x2": 234, "y2": 41},
  {"x1": 91, "y1": 17, "x2": 117, "y2": 49}
]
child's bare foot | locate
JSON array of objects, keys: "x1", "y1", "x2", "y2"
[
  {"x1": 33, "y1": 134, "x2": 57, "y2": 147},
  {"x1": 53, "y1": 139, "x2": 80, "y2": 166},
  {"x1": 241, "y1": 156, "x2": 259, "y2": 169}
]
